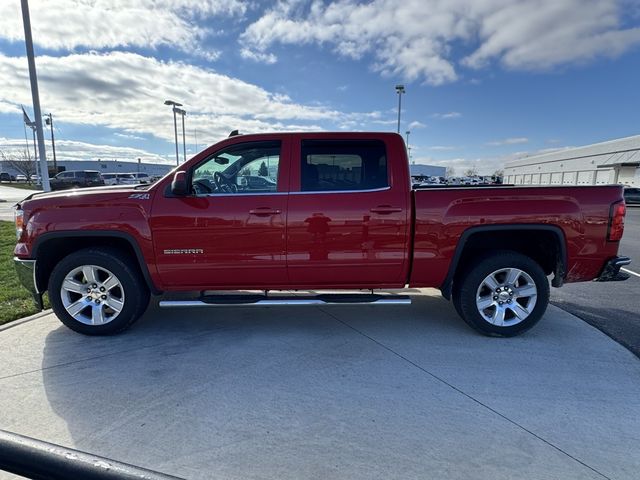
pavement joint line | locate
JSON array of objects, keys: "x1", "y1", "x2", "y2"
[
  {"x1": 317, "y1": 306, "x2": 612, "y2": 480},
  {"x1": 621, "y1": 267, "x2": 640, "y2": 278},
  {"x1": 0, "y1": 324, "x2": 239, "y2": 383},
  {"x1": 0, "y1": 341, "x2": 171, "y2": 382},
  {"x1": 0, "y1": 323, "x2": 223, "y2": 382},
  {"x1": 0, "y1": 310, "x2": 53, "y2": 332}
]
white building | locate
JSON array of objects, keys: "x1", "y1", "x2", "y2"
[
  {"x1": 1, "y1": 158, "x2": 174, "y2": 178},
  {"x1": 504, "y1": 135, "x2": 640, "y2": 187},
  {"x1": 409, "y1": 163, "x2": 447, "y2": 178},
  {"x1": 59, "y1": 159, "x2": 173, "y2": 177}
]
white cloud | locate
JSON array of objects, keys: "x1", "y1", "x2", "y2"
[
  {"x1": 240, "y1": 49, "x2": 277, "y2": 64},
  {"x1": 0, "y1": 137, "x2": 168, "y2": 164},
  {"x1": 114, "y1": 133, "x2": 145, "y2": 141},
  {"x1": 0, "y1": 1, "x2": 247, "y2": 55},
  {"x1": 241, "y1": 0, "x2": 640, "y2": 85},
  {"x1": 429, "y1": 145, "x2": 458, "y2": 151},
  {"x1": 408, "y1": 120, "x2": 426, "y2": 129},
  {"x1": 486, "y1": 137, "x2": 529, "y2": 146},
  {"x1": 432, "y1": 112, "x2": 461, "y2": 119},
  {"x1": 0, "y1": 51, "x2": 380, "y2": 145}
]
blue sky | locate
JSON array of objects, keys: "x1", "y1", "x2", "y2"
[{"x1": 1, "y1": 0, "x2": 640, "y2": 174}]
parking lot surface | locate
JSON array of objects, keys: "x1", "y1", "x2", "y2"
[
  {"x1": 0, "y1": 185, "x2": 37, "y2": 221},
  {"x1": 1, "y1": 291, "x2": 638, "y2": 480}
]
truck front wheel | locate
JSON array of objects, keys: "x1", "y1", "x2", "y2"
[
  {"x1": 48, "y1": 248, "x2": 150, "y2": 335},
  {"x1": 454, "y1": 251, "x2": 550, "y2": 337}
]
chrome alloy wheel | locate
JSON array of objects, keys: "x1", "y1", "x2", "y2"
[
  {"x1": 60, "y1": 265, "x2": 125, "y2": 325},
  {"x1": 475, "y1": 267, "x2": 538, "y2": 327}
]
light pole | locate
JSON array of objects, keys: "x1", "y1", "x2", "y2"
[
  {"x1": 405, "y1": 130, "x2": 411, "y2": 162},
  {"x1": 164, "y1": 100, "x2": 182, "y2": 165},
  {"x1": 44, "y1": 113, "x2": 57, "y2": 172},
  {"x1": 175, "y1": 107, "x2": 186, "y2": 163},
  {"x1": 21, "y1": 0, "x2": 50, "y2": 191},
  {"x1": 25, "y1": 121, "x2": 40, "y2": 181},
  {"x1": 395, "y1": 84, "x2": 405, "y2": 134}
]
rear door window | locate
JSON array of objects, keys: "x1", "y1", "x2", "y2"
[{"x1": 300, "y1": 140, "x2": 388, "y2": 192}]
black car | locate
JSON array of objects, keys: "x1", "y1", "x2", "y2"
[
  {"x1": 0, "y1": 172, "x2": 15, "y2": 182},
  {"x1": 624, "y1": 187, "x2": 640, "y2": 205},
  {"x1": 49, "y1": 170, "x2": 105, "y2": 191}
]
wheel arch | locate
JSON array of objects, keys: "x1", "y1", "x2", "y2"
[
  {"x1": 31, "y1": 231, "x2": 161, "y2": 295},
  {"x1": 440, "y1": 224, "x2": 567, "y2": 300}
]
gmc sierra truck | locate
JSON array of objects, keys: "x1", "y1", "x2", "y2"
[{"x1": 14, "y1": 132, "x2": 630, "y2": 336}]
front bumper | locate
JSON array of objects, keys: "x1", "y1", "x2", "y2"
[
  {"x1": 14, "y1": 258, "x2": 43, "y2": 310},
  {"x1": 596, "y1": 256, "x2": 631, "y2": 282}
]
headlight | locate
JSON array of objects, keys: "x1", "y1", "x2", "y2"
[{"x1": 15, "y1": 208, "x2": 24, "y2": 240}]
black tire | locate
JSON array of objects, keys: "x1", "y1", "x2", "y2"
[
  {"x1": 455, "y1": 250, "x2": 550, "y2": 337},
  {"x1": 48, "y1": 247, "x2": 150, "y2": 335}
]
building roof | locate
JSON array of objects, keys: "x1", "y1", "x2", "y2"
[{"x1": 505, "y1": 134, "x2": 640, "y2": 168}]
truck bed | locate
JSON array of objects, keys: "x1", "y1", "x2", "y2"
[{"x1": 409, "y1": 184, "x2": 624, "y2": 289}]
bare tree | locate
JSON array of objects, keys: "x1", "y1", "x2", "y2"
[
  {"x1": 464, "y1": 167, "x2": 478, "y2": 177},
  {"x1": 0, "y1": 150, "x2": 38, "y2": 181},
  {"x1": 493, "y1": 169, "x2": 504, "y2": 178},
  {"x1": 445, "y1": 166, "x2": 455, "y2": 178}
]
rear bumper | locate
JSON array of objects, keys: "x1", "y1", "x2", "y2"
[
  {"x1": 13, "y1": 258, "x2": 43, "y2": 310},
  {"x1": 595, "y1": 256, "x2": 631, "y2": 282}
]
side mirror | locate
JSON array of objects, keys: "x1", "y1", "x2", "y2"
[{"x1": 171, "y1": 171, "x2": 188, "y2": 196}]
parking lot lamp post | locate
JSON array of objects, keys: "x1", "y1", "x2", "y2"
[
  {"x1": 44, "y1": 113, "x2": 57, "y2": 172},
  {"x1": 27, "y1": 122, "x2": 40, "y2": 181},
  {"x1": 395, "y1": 84, "x2": 405, "y2": 134},
  {"x1": 164, "y1": 100, "x2": 182, "y2": 165},
  {"x1": 405, "y1": 130, "x2": 410, "y2": 148},
  {"x1": 175, "y1": 108, "x2": 186, "y2": 163}
]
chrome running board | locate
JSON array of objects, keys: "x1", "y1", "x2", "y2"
[{"x1": 159, "y1": 293, "x2": 411, "y2": 308}]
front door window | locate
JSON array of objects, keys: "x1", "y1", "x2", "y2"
[{"x1": 192, "y1": 141, "x2": 280, "y2": 195}]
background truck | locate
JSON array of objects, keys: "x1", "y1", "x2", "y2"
[{"x1": 14, "y1": 132, "x2": 630, "y2": 336}]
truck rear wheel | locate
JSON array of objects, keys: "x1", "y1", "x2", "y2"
[
  {"x1": 48, "y1": 247, "x2": 150, "y2": 335},
  {"x1": 454, "y1": 251, "x2": 549, "y2": 337}
]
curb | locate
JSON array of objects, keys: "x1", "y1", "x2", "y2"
[{"x1": 0, "y1": 309, "x2": 52, "y2": 333}]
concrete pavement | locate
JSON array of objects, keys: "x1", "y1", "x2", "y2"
[
  {"x1": 1, "y1": 290, "x2": 639, "y2": 479},
  {"x1": 0, "y1": 184, "x2": 38, "y2": 221}
]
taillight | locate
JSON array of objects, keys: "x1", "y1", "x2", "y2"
[
  {"x1": 14, "y1": 208, "x2": 24, "y2": 240},
  {"x1": 608, "y1": 201, "x2": 626, "y2": 241}
]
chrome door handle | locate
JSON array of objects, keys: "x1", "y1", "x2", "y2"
[
  {"x1": 370, "y1": 206, "x2": 402, "y2": 214},
  {"x1": 249, "y1": 208, "x2": 282, "y2": 216}
]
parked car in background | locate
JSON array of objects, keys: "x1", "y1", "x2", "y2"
[
  {"x1": 624, "y1": 187, "x2": 640, "y2": 205},
  {"x1": 237, "y1": 174, "x2": 277, "y2": 191},
  {"x1": 49, "y1": 170, "x2": 105, "y2": 191},
  {"x1": 15, "y1": 174, "x2": 27, "y2": 182},
  {"x1": 128, "y1": 172, "x2": 153, "y2": 183},
  {"x1": 102, "y1": 173, "x2": 137, "y2": 186},
  {"x1": 0, "y1": 172, "x2": 15, "y2": 182}
]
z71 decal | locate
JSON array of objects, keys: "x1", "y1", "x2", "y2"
[{"x1": 128, "y1": 193, "x2": 151, "y2": 200}]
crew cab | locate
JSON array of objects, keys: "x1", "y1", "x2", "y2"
[{"x1": 14, "y1": 132, "x2": 630, "y2": 336}]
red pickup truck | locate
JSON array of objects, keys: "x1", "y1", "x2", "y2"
[{"x1": 14, "y1": 132, "x2": 630, "y2": 337}]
